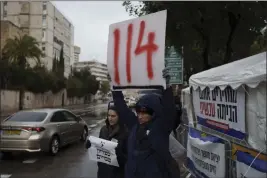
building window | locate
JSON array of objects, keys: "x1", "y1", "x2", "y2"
[
  {"x1": 42, "y1": 46, "x2": 45, "y2": 51},
  {"x1": 3, "y1": 1, "x2": 7, "y2": 12},
  {"x1": 42, "y1": 30, "x2": 46, "y2": 41},
  {"x1": 3, "y1": 11, "x2": 7, "y2": 17},
  {"x1": 53, "y1": 36, "x2": 63, "y2": 46},
  {"x1": 42, "y1": 2, "x2": 47, "y2": 10},
  {"x1": 53, "y1": 48, "x2": 60, "y2": 60},
  {"x1": 42, "y1": 15, "x2": 46, "y2": 26}
]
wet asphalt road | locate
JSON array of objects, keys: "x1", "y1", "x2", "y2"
[{"x1": 0, "y1": 116, "x2": 104, "y2": 178}]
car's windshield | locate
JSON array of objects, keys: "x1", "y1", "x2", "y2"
[{"x1": 6, "y1": 112, "x2": 48, "y2": 122}]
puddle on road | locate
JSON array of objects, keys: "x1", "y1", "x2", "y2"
[
  {"x1": 22, "y1": 159, "x2": 37, "y2": 164},
  {"x1": 0, "y1": 174, "x2": 12, "y2": 178}
]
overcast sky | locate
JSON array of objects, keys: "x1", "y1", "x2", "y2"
[{"x1": 53, "y1": 1, "x2": 134, "y2": 64}]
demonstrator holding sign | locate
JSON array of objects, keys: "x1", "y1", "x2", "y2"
[
  {"x1": 111, "y1": 69, "x2": 180, "y2": 178},
  {"x1": 85, "y1": 105, "x2": 128, "y2": 178}
]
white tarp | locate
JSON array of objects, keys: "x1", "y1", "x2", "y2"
[
  {"x1": 181, "y1": 87, "x2": 194, "y2": 127},
  {"x1": 246, "y1": 82, "x2": 266, "y2": 152},
  {"x1": 88, "y1": 136, "x2": 119, "y2": 167},
  {"x1": 189, "y1": 52, "x2": 266, "y2": 91}
]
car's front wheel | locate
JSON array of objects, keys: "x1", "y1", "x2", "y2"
[{"x1": 49, "y1": 136, "x2": 60, "y2": 156}]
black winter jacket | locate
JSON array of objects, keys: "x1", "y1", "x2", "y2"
[
  {"x1": 97, "y1": 119, "x2": 128, "y2": 178},
  {"x1": 112, "y1": 87, "x2": 180, "y2": 178}
]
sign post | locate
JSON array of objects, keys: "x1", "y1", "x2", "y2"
[{"x1": 165, "y1": 46, "x2": 183, "y2": 85}]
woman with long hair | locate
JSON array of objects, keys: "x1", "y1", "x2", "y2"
[{"x1": 86, "y1": 105, "x2": 128, "y2": 178}]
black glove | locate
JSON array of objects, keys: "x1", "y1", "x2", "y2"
[{"x1": 85, "y1": 140, "x2": 91, "y2": 149}]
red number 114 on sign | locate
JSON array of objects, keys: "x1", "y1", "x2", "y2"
[
  {"x1": 114, "y1": 20, "x2": 158, "y2": 85},
  {"x1": 107, "y1": 10, "x2": 167, "y2": 88}
]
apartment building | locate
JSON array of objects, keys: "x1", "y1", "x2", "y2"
[
  {"x1": 74, "y1": 45, "x2": 81, "y2": 63},
  {"x1": 0, "y1": 1, "x2": 74, "y2": 77},
  {"x1": 0, "y1": 21, "x2": 26, "y2": 49},
  {"x1": 73, "y1": 60, "x2": 108, "y2": 83}
]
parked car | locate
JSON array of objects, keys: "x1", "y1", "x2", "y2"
[{"x1": 0, "y1": 108, "x2": 89, "y2": 156}]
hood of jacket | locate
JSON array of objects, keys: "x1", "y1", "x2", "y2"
[{"x1": 136, "y1": 93, "x2": 162, "y2": 120}]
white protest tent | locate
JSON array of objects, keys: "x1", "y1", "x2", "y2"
[
  {"x1": 189, "y1": 51, "x2": 266, "y2": 152},
  {"x1": 189, "y1": 52, "x2": 266, "y2": 91}
]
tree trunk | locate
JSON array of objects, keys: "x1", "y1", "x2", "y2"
[
  {"x1": 203, "y1": 38, "x2": 211, "y2": 70},
  {"x1": 192, "y1": 25, "x2": 212, "y2": 70},
  {"x1": 224, "y1": 12, "x2": 240, "y2": 64},
  {"x1": 19, "y1": 89, "x2": 24, "y2": 110}
]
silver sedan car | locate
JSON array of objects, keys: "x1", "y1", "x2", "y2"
[{"x1": 0, "y1": 108, "x2": 89, "y2": 156}]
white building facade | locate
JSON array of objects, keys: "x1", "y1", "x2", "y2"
[
  {"x1": 0, "y1": 1, "x2": 74, "y2": 77},
  {"x1": 74, "y1": 46, "x2": 81, "y2": 64},
  {"x1": 73, "y1": 60, "x2": 108, "y2": 83}
]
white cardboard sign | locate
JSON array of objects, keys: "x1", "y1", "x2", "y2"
[
  {"x1": 107, "y1": 10, "x2": 167, "y2": 90},
  {"x1": 88, "y1": 136, "x2": 119, "y2": 167},
  {"x1": 187, "y1": 133, "x2": 226, "y2": 178}
]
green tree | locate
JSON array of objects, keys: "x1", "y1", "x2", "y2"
[
  {"x1": 250, "y1": 30, "x2": 267, "y2": 55},
  {"x1": 58, "y1": 48, "x2": 65, "y2": 76},
  {"x1": 67, "y1": 68, "x2": 99, "y2": 97},
  {"x1": 99, "y1": 81, "x2": 110, "y2": 95},
  {"x1": 66, "y1": 76, "x2": 83, "y2": 97},
  {"x1": 3, "y1": 34, "x2": 44, "y2": 68},
  {"x1": 123, "y1": 1, "x2": 267, "y2": 78},
  {"x1": 52, "y1": 55, "x2": 58, "y2": 73},
  {"x1": 24, "y1": 65, "x2": 52, "y2": 93},
  {"x1": 87, "y1": 75, "x2": 99, "y2": 95},
  {"x1": 0, "y1": 53, "x2": 12, "y2": 89}
]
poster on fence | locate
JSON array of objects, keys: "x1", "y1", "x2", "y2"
[
  {"x1": 88, "y1": 136, "x2": 119, "y2": 167},
  {"x1": 192, "y1": 87, "x2": 246, "y2": 139},
  {"x1": 187, "y1": 128, "x2": 226, "y2": 178},
  {"x1": 236, "y1": 151, "x2": 267, "y2": 178}
]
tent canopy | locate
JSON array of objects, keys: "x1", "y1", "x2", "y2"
[{"x1": 189, "y1": 52, "x2": 266, "y2": 90}]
